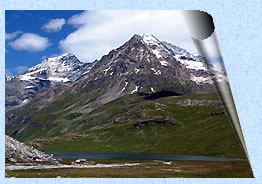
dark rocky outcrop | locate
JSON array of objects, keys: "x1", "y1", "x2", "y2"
[
  {"x1": 133, "y1": 118, "x2": 178, "y2": 129},
  {"x1": 208, "y1": 112, "x2": 225, "y2": 116}
]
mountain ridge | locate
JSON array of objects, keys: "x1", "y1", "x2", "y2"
[
  {"x1": 6, "y1": 33, "x2": 227, "y2": 142},
  {"x1": 5, "y1": 53, "x2": 94, "y2": 110}
]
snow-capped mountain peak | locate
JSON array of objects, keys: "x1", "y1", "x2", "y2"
[
  {"x1": 141, "y1": 34, "x2": 161, "y2": 46},
  {"x1": 21, "y1": 53, "x2": 85, "y2": 82},
  {"x1": 140, "y1": 34, "x2": 170, "y2": 61},
  {"x1": 139, "y1": 34, "x2": 206, "y2": 73},
  {"x1": 160, "y1": 41, "x2": 207, "y2": 71},
  {"x1": 6, "y1": 53, "x2": 93, "y2": 110},
  {"x1": 26, "y1": 53, "x2": 80, "y2": 73},
  {"x1": 136, "y1": 34, "x2": 225, "y2": 85}
]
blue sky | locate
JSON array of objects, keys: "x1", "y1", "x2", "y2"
[
  {"x1": 6, "y1": 10, "x2": 221, "y2": 77},
  {"x1": 5, "y1": 10, "x2": 83, "y2": 76}
]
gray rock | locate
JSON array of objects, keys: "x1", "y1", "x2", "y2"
[{"x1": 5, "y1": 135, "x2": 54, "y2": 162}]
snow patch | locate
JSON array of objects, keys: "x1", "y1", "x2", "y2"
[
  {"x1": 142, "y1": 34, "x2": 161, "y2": 46},
  {"x1": 24, "y1": 86, "x2": 35, "y2": 89},
  {"x1": 6, "y1": 76, "x2": 14, "y2": 81},
  {"x1": 175, "y1": 55, "x2": 206, "y2": 71},
  {"x1": 151, "y1": 68, "x2": 156, "y2": 72},
  {"x1": 151, "y1": 87, "x2": 155, "y2": 92},
  {"x1": 82, "y1": 67, "x2": 92, "y2": 75},
  {"x1": 191, "y1": 75, "x2": 213, "y2": 84},
  {"x1": 22, "y1": 99, "x2": 29, "y2": 104},
  {"x1": 82, "y1": 83, "x2": 87, "y2": 88},
  {"x1": 48, "y1": 77, "x2": 69, "y2": 82},
  {"x1": 131, "y1": 85, "x2": 139, "y2": 94},
  {"x1": 121, "y1": 82, "x2": 128, "y2": 92},
  {"x1": 152, "y1": 50, "x2": 162, "y2": 59},
  {"x1": 103, "y1": 66, "x2": 111, "y2": 75},
  {"x1": 159, "y1": 60, "x2": 168, "y2": 66},
  {"x1": 151, "y1": 68, "x2": 161, "y2": 75},
  {"x1": 19, "y1": 75, "x2": 36, "y2": 81},
  {"x1": 25, "y1": 68, "x2": 45, "y2": 75},
  {"x1": 135, "y1": 68, "x2": 140, "y2": 74}
]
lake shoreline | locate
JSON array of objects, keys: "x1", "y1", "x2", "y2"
[{"x1": 44, "y1": 151, "x2": 247, "y2": 162}]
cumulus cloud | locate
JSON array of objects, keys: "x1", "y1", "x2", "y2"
[
  {"x1": 60, "y1": 10, "x2": 197, "y2": 62},
  {"x1": 9, "y1": 33, "x2": 50, "y2": 52},
  {"x1": 43, "y1": 18, "x2": 65, "y2": 32},
  {"x1": 5, "y1": 30, "x2": 23, "y2": 40}
]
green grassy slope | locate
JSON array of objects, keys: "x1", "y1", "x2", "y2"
[{"x1": 8, "y1": 91, "x2": 245, "y2": 159}]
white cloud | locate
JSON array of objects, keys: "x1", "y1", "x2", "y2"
[
  {"x1": 9, "y1": 33, "x2": 50, "y2": 52},
  {"x1": 5, "y1": 30, "x2": 22, "y2": 40},
  {"x1": 60, "y1": 10, "x2": 197, "y2": 62},
  {"x1": 40, "y1": 55, "x2": 47, "y2": 60},
  {"x1": 43, "y1": 18, "x2": 65, "y2": 32},
  {"x1": 14, "y1": 66, "x2": 29, "y2": 74}
]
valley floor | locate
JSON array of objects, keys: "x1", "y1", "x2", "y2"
[{"x1": 5, "y1": 159, "x2": 253, "y2": 178}]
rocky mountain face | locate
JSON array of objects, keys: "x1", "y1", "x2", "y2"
[
  {"x1": 88, "y1": 34, "x2": 213, "y2": 89},
  {"x1": 65, "y1": 34, "x2": 217, "y2": 112},
  {"x1": 5, "y1": 135, "x2": 53, "y2": 162},
  {"x1": 5, "y1": 53, "x2": 93, "y2": 110},
  {"x1": 6, "y1": 34, "x2": 227, "y2": 141}
]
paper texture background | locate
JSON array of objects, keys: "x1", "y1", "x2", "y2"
[{"x1": 1, "y1": 0, "x2": 262, "y2": 183}]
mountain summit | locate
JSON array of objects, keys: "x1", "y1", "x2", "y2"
[
  {"x1": 22, "y1": 53, "x2": 85, "y2": 82},
  {"x1": 83, "y1": 33, "x2": 214, "y2": 97},
  {"x1": 5, "y1": 53, "x2": 93, "y2": 110}
]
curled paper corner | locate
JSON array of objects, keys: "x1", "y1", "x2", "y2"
[
  {"x1": 182, "y1": 11, "x2": 250, "y2": 162},
  {"x1": 181, "y1": 10, "x2": 215, "y2": 40}
]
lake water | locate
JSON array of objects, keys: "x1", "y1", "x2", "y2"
[{"x1": 45, "y1": 151, "x2": 245, "y2": 162}]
